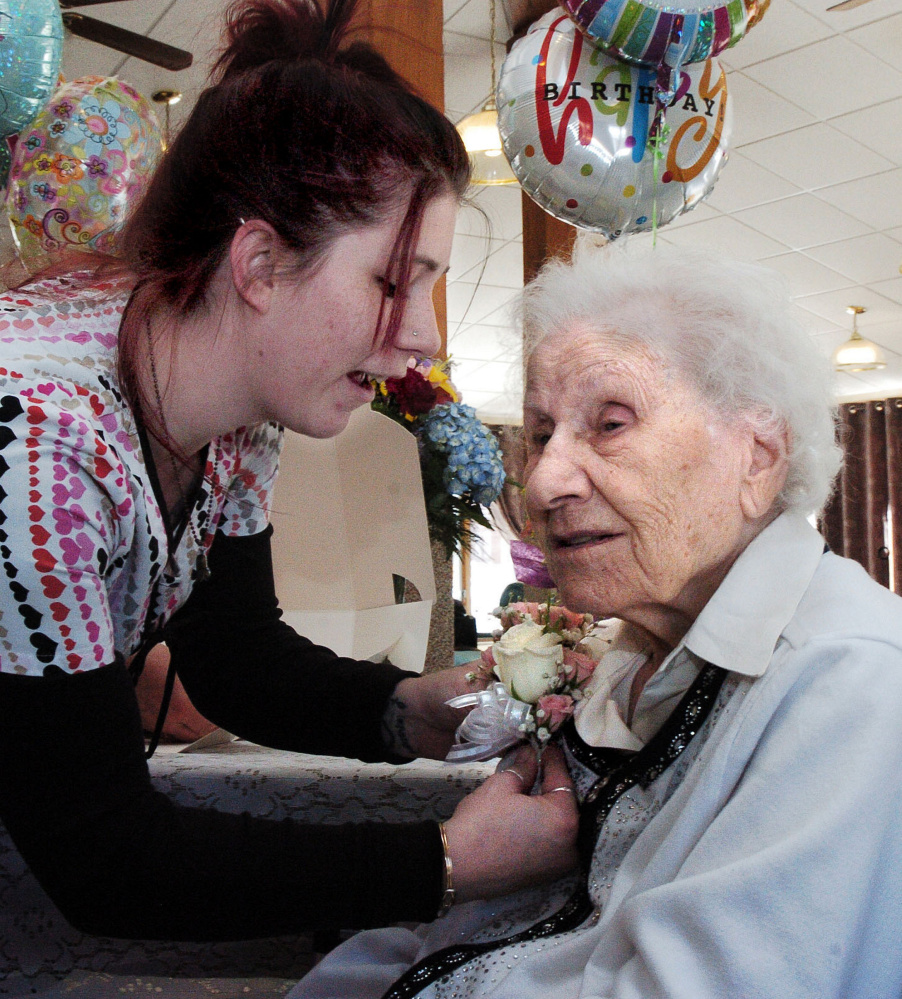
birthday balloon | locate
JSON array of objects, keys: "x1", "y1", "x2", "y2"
[
  {"x1": 0, "y1": 0, "x2": 64, "y2": 138},
  {"x1": 557, "y1": 0, "x2": 769, "y2": 75},
  {"x1": 5, "y1": 76, "x2": 162, "y2": 268},
  {"x1": 497, "y1": 11, "x2": 732, "y2": 237}
]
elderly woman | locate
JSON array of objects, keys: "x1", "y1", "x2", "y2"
[{"x1": 291, "y1": 246, "x2": 902, "y2": 999}]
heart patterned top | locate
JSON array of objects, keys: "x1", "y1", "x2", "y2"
[{"x1": 0, "y1": 273, "x2": 283, "y2": 675}]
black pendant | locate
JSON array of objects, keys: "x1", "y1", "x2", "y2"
[{"x1": 194, "y1": 550, "x2": 211, "y2": 583}]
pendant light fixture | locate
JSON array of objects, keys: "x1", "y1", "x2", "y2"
[
  {"x1": 455, "y1": 0, "x2": 517, "y2": 186},
  {"x1": 832, "y1": 306, "x2": 886, "y2": 373},
  {"x1": 152, "y1": 89, "x2": 182, "y2": 150}
]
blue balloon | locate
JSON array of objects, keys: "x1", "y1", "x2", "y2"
[{"x1": 0, "y1": 0, "x2": 64, "y2": 139}]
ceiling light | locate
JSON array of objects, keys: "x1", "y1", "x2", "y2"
[
  {"x1": 832, "y1": 306, "x2": 886, "y2": 373},
  {"x1": 152, "y1": 89, "x2": 182, "y2": 150},
  {"x1": 457, "y1": 98, "x2": 517, "y2": 185},
  {"x1": 455, "y1": 0, "x2": 517, "y2": 186}
]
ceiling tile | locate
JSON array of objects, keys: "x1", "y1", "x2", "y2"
[
  {"x1": 792, "y1": 0, "x2": 902, "y2": 30},
  {"x1": 448, "y1": 323, "x2": 519, "y2": 362},
  {"x1": 815, "y1": 169, "x2": 902, "y2": 230},
  {"x1": 455, "y1": 387, "x2": 497, "y2": 410},
  {"x1": 720, "y1": 1, "x2": 831, "y2": 71},
  {"x1": 726, "y1": 73, "x2": 816, "y2": 146},
  {"x1": 849, "y1": 12, "x2": 902, "y2": 70},
  {"x1": 656, "y1": 214, "x2": 789, "y2": 259},
  {"x1": 861, "y1": 319, "x2": 902, "y2": 358},
  {"x1": 742, "y1": 36, "x2": 902, "y2": 120},
  {"x1": 795, "y1": 285, "x2": 900, "y2": 327},
  {"x1": 449, "y1": 358, "x2": 521, "y2": 395},
  {"x1": 870, "y1": 277, "x2": 902, "y2": 308},
  {"x1": 446, "y1": 282, "x2": 518, "y2": 327},
  {"x1": 449, "y1": 234, "x2": 502, "y2": 282},
  {"x1": 831, "y1": 350, "x2": 902, "y2": 396},
  {"x1": 765, "y1": 252, "x2": 854, "y2": 298},
  {"x1": 830, "y1": 97, "x2": 902, "y2": 168},
  {"x1": 474, "y1": 393, "x2": 524, "y2": 423},
  {"x1": 804, "y1": 234, "x2": 902, "y2": 285},
  {"x1": 444, "y1": 0, "x2": 491, "y2": 39},
  {"x1": 656, "y1": 201, "x2": 721, "y2": 232},
  {"x1": 705, "y1": 151, "x2": 800, "y2": 213},
  {"x1": 468, "y1": 185, "x2": 525, "y2": 242},
  {"x1": 739, "y1": 123, "x2": 893, "y2": 191},
  {"x1": 471, "y1": 239, "x2": 524, "y2": 289},
  {"x1": 443, "y1": 0, "x2": 472, "y2": 26},
  {"x1": 734, "y1": 194, "x2": 869, "y2": 251},
  {"x1": 444, "y1": 47, "x2": 491, "y2": 119}
]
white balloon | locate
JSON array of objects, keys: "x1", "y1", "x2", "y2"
[{"x1": 497, "y1": 10, "x2": 732, "y2": 237}]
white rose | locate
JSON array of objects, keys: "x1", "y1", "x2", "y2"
[{"x1": 492, "y1": 621, "x2": 564, "y2": 704}]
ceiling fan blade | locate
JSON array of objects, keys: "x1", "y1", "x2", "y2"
[
  {"x1": 826, "y1": 0, "x2": 875, "y2": 10},
  {"x1": 61, "y1": 11, "x2": 193, "y2": 71},
  {"x1": 59, "y1": 0, "x2": 141, "y2": 8}
]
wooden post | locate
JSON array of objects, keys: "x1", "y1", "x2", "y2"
[
  {"x1": 355, "y1": 0, "x2": 455, "y2": 671},
  {"x1": 355, "y1": 0, "x2": 449, "y2": 357},
  {"x1": 521, "y1": 191, "x2": 576, "y2": 284}
]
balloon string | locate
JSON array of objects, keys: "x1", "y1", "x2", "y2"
[{"x1": 650, "y1": 110, "x2": 670, "y2": 248}]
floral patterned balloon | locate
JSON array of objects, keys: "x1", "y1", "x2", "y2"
[
  {"x1": 497, "y1": 11, "x2": 732, "y2": 238},
  {"x1": 5, "y1": 76, "x2": 161, "y2": 269}
]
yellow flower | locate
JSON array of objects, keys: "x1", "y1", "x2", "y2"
[{"x1": 426, "y1": 363, "x2": 459, "y2": 402}]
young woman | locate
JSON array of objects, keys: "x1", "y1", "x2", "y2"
[{"x1": 0, "y1": 0, "x2": 577, "y2": 942}]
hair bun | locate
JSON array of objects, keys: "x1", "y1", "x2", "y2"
[{"x1": 213, "y1": 0, "x2": 356, "y2": 82}]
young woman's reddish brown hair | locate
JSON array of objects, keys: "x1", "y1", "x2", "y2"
[{"x1": 117, "y1": 0, "x2": 470, "y2": 416}]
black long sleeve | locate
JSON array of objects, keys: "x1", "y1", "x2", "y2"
[
  {"x1": 163, "y1": 525, "x2": 415, "y2": 762},
  {"x1": 0, "y1": 529, "x2": 445, "y2": 941}
]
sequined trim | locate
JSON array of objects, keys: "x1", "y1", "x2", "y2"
[{"x1": 381, "y1": 663, "x2": 727, "y2": 999}]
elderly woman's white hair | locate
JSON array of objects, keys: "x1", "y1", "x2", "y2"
[{"x1": 519, "y1": 243, "x2": 842, "y2": 515}]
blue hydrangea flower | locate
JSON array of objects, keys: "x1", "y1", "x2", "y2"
[{"x1": 421, "y1": 403, "x2": 505, "y2": 507}]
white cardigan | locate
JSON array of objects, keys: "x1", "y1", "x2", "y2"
[{"x1": 293, "y1": 514, "x2": 902, "y2": 999}]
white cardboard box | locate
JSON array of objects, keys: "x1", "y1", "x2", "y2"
[{"x1": 269, "y1": 407, "x2": 435, "y2": 673}]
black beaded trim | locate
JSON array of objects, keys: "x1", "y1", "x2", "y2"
[{"x1": 381, "y1": 663, "x2": 727, "y2": 999}]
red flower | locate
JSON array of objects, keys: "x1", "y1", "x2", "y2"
[{"x1": 385, "y1": 367, "x2": 438, "y2": 417}]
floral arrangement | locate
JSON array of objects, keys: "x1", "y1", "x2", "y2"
[
  {"x1": 372, "y1": 357, "x2": 505, "y2": 557},
  {"x1": 446, "y1": 601, "x2": 599, "y2": 761}
]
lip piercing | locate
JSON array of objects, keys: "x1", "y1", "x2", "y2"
[{"x1": 412, "y1": 331, "x2": 419, "y2": 337}]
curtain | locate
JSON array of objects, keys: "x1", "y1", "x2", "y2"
[
  {"x1": 488, "y1": 425, "x2": 528, "y2": 539},
  {"x1": 820, "y1": 398, "x2": 902, "y2": 592}
]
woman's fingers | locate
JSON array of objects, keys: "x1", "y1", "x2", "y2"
[
  {"x1": 495, "y1": 743, "x2": 539, "y2": 792},
  {"x1": 537, "y1": 743, "x2": 576, "y2": 801},
  {"x1": 445, "y1": 741, "x2": 579, "y2": 902}
]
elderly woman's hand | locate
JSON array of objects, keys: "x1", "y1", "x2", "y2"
[{"x1": 443, "y1": 743, "x2": 580, "y2": 902}]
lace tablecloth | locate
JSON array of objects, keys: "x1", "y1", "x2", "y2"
[{"x1": 0, "y1": 742, "x2": 493, "y2": 997}]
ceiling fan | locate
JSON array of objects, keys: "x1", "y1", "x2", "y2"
[
  {"x1": 58, "y1": 0, "x2": 193, "y2": 71},
  {"x1": 826, "y1": 0, "x2": 878, "y2": 10}
]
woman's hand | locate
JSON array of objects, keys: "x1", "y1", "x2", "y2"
[
  {"x1": 381, "y1": 665, "x2": 489, "y2": 760},
  {"x1": 134, "y1": 644, "x2": 218, "y2": 744},
  {"x1": 444, "y1": 743, "x2": 579, "y2": 901}
]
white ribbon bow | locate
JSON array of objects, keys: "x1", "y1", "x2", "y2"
[{"x1": 444, "y1": 682, "x2": 533, "y2": 762}]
